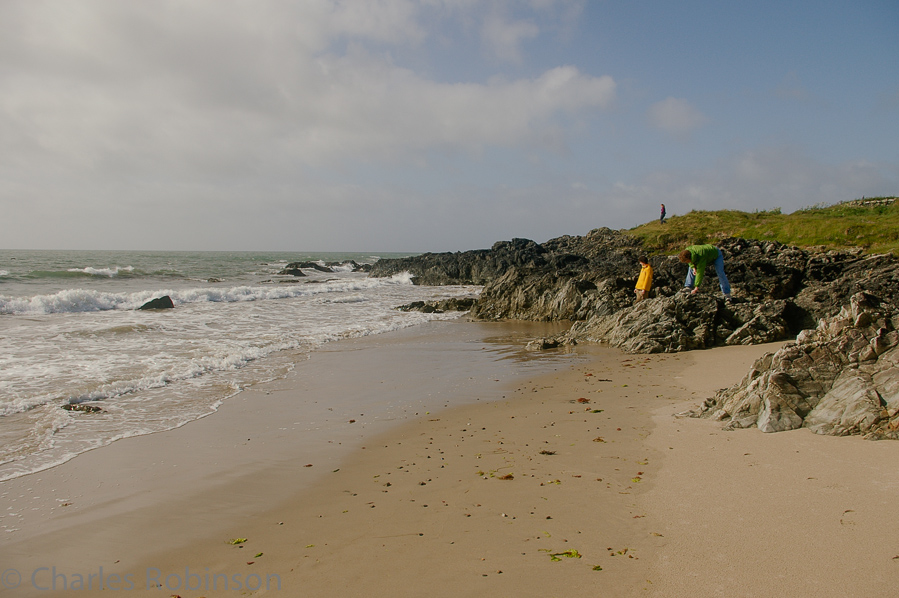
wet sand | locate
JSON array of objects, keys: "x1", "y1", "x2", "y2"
[{"x1": 2, "y1": 321, "x2": 898, "y2": 597}]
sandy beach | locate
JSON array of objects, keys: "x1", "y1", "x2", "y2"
[{"x1": 3, "y1": 320, "x2": 898, "y2": 597}]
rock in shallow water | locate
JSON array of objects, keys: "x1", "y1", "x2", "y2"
[
  {"x1": 395, "y1": 297, "x2": 477, "y2": 313},
  {"x1": 139, "y1": 296, "x2": 174, "y2": 310}
]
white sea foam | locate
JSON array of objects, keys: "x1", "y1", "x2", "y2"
[
  {"x1": 68, "y1": 266, "x2": 135, "y2": 277},
  {"x1": 0, "y1": 272, "x2": 416, "y2": 315},
  {"x1": 0, "y1": 257, "x2": 479, "y2": 482}
]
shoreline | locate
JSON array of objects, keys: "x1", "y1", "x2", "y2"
[
  {"x1": 1, "y1": 319, "x2": 583, "y2": 593},
  {"x1": 3, "y1": 321, "x2": 898, "y2": 596}
]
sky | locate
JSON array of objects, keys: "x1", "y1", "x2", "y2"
[{"x1": 1, "y1": 0, "x2": 897, "y2": 252}]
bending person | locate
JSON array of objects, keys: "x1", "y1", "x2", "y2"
[{"x1": 678, "y1": 244, "x2": 732, "y2": 301}]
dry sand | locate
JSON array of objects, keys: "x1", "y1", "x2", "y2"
[
  {"x1": 643, "y1": 346, "x2": 899, "y2": 597},
  {"x1": 2, "y1": 321, "x2": 898, "y2": 597}
]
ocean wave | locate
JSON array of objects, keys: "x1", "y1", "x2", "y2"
[
  {"x1": 0, "y1": 272, "x2": 416, "y2": 315},
  {"x1": 18, "y1": 266, "x2": 188, "y2": 281},
  {"x1": 24, "y1": 266, "x2": 136, "y2": 280},
  {"x1": 68, "y1": 266, "x2": 135, "y2": 277},
  {"x1": 317, "y1": 294, "x2": 368, "y2": 304},
  {"x1": 0, "y1": 297, "x2": 459, "y2": 419},
  {"x1": 324, "y1": 261, "x2": 358, "y2": 273}
]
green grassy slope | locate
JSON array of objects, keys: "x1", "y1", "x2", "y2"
[{"x1": 627, "y1": 197, "x2": 899, "y2": 255}]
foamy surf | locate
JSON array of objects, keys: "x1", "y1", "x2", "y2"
[{"x1": 0, "y1": 250, "x2": 479, "y2": 481}]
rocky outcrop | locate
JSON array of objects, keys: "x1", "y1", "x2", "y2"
[
  {"x1": 562, "y1": 293, "x2": 801, "y2": 353},
  {"x1": 368, "y1": 238, "x2": 556, "y2": 285},
  {"x1": 279, "y1": 260, "x2": 372, "y2": 275},
  {"x1": 684, "y1": 292, "x2": 899, "y2": 439},
  {"x1": 372, "y1": 228, "x2": 899, "y2": 439},
  {"x1": 793, "y1": 252, "x2": 899, "y2": 317},
  {"x1": 373, "y1": 230, "x2": 899, "y2": 354},
  {"x1": 282, "y1": 261, "x2": 333, "y2": 273},
  {"x1": 373, "y1": 229, "x2": 648, "y2": 317}
]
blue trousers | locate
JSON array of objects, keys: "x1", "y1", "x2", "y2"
[{"x1": 685, "y1": 251, "x2": 731, "y2": 295}]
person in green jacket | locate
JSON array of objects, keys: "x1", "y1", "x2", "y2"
[{"x1": 678, "y1": 244, "x2": 732, "y2": 300}]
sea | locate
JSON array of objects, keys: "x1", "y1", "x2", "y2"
[{"x1": 0, "y1": 249, "x2": 488, "y2": 483}]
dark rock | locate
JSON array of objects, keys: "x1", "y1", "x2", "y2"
[
  {"x1": 462, "y1": 229, "x2": 647, "y2": 321},
  {"x1": 369, "y1": 237, "x2": 554, "y2": 285},
  {"x1": 139, "y1": 296, "x2": 174, "y2": 310},
  {"x1": 398, "y1": 301, "x2": 437, "y2": 313},
  {"x1": 272, "y1": 260, "x2": 371, "y2": 274},
  {"x1": 62, "y1": 403, "x2": 103, "y2": 413},
  {"x1": 278, "y1": 268, "x2": 307, "y2": 277},
  {"x1": 395, "y1": 297, "x2": 477, "y2": 313},
  {"x1": 283, "y1": 261, "x2": 333, "y2": 273},
  {"x1": 525, "y1": 338, "x2": 565, "y2": 351}
]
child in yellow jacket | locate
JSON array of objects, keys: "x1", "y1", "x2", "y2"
[{"x1": 635, "y1": 256, "x2": 652, "y2": 302}]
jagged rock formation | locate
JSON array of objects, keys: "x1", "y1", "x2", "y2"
[
  {"x1": 373, "y1": 228, "x2": 652, "y2": 318},
  {"x1": 685, "y1": 292, "x2": 899, "y2": 439},
  {"x1": 560, "y1": 293, "x2": 795, "y2": 353},
  {"x1": 368, "y1": 238, "x2": 564, "y2": 285},
  {"x1": 279, "y1": 260, "x2": 371, "y2": 275}
]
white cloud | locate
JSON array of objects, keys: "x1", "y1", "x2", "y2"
[
  {"x1": 0, "y1": 0, "x2": 621, "y2": 250},
  {"x1": 481, "y1": 13, "x2": 539, "y2": 63},
  {"x1": 5, "y1": 1, "x2": 887, "y2": 253},
  {"x1": 477, "y1": 0, "x2": 585, "y2": 62},
  {"x1": 327, "y1": 0, "x2": 427, "y2": 44},
  {"x1": 647, "y1": 97, "x2": 708, "y2": 137},
  {"x1": 0, "y1": 1, "x2": 615, "y2": 178},
  {"x1": 281, "y1": 56, "x2": 615, "y2": 164}
]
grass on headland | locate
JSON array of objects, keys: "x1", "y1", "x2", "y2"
[{"x1": 627, "y1": 197, "x2": 899, "y2": 255}]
